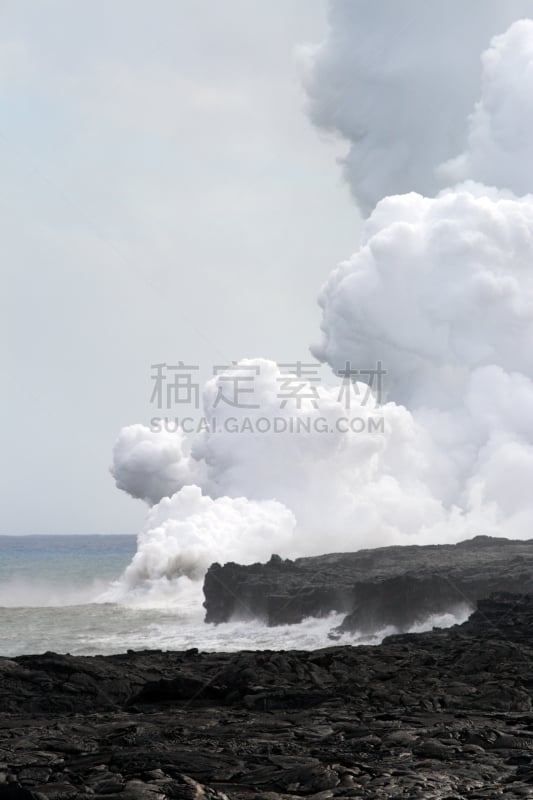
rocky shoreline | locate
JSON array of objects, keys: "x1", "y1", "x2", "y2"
[
  {"x1": 203, "y1": 536, "x2": 533, "y2": 634},
  {"x1": 2, "y1": 592, "x2": 533, "y2": 798}
]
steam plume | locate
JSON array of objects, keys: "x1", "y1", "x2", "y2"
[
  {"x1": 303, "y1": 1, "x2": 533, "y2": 213},
  {"x1": 109, "y1": 8, "x2": 533, "y2": 606}
]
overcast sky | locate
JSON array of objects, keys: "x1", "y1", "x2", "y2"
[{"x1": 2, "y1": 1, "x2": 359, "y2": 535}]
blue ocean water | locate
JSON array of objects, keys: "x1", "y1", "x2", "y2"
[
  {"x1": 0, "y1": 535, "x2": 138, "y2": 656},
  {"x1": 0, "y1": 536, "x2": 471, "y2": 657},
  {"x1": 0, "y1": 535, "x2": 137, "y2": 601},
  {"x1": 0, "y1": 535, "x2": 349, "y2": 656}
]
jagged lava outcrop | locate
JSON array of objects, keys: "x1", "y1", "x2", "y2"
[{"x1": 203, "y1": 535, "x2": 533, "y2": 633}]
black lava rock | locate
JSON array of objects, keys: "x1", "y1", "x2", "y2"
[
  {"x1": 203, "y1": 535, "x2": 533, "y2": 633},
  {"x1": 2, "y1": 592, "x2": 533, "y2": 797}
]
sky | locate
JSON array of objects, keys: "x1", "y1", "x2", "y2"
[{"x1": 1, "y1": 1, "x2": 358, "y2": 535}]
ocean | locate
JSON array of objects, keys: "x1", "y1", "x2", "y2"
[{"x1": 0, "y1": 535, "x2": 469, "y2": 656}]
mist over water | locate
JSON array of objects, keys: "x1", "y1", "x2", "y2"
[{"x1": 0, "y1": 535, "x2": 137, "y2": 608}]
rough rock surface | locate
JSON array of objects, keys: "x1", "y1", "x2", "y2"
[
  {"x1": 2, "y1": 593, "x2": 533, "y2": 797},
  {"x1": 203, "y1": 535, "x2": 533, "y2": 632}
]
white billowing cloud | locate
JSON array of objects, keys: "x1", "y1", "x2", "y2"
[
  {"x1": 109, "y1": 355, "x2": 533, "y2": 607},
  {"x1": 109, "y1": 14, "x2": 533, "y2": 611},
  {"x1": 440, "y1": 21, "x2": 533, "y2": 195},
  {"x1": 111, "y1": 424, "x2": 204, "y2": 506},
  {"x1": 112, "y1": 360, "x2": 454, "y2": 555},
  {"x1": 110, "y1": 354, "x2": 533, "y2": 595},
  {"x1": 303, "y1": 0, "x2": 533, "y2": 213},
  {"x1": 460, "y1": 366, "x2": 533, "y2": 532},
  {"x1": 197, "y1": 360, "x2": 452, "y2": 548},
  {"x1": 101, "y1": 484, "x2": 295, "y2": 606},
  {"x1": 312, "y1": 186, "x2": 533, "y2": 407}
]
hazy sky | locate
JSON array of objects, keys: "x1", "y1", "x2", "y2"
[{"x1": 2, "y1": 1, "x2": 359, "y2": 535}]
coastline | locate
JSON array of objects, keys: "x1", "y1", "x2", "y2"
[{"x1": 1, "y1": 593, "x2": 533, "y2": 799}]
